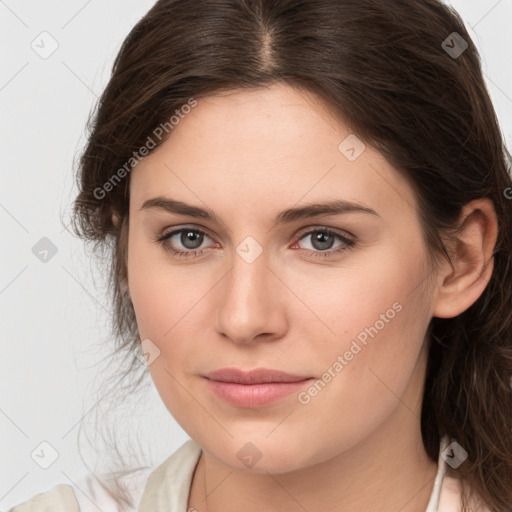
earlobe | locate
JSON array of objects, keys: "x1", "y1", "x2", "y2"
[
  {"x1": 112, "y1": 212, "x2": 119, "y2": 227},
  {"x1": 432, "y1": 198, "x2": 498, "y2": 319}
]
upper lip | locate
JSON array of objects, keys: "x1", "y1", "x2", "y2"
[{"x1": 204, "y1": 368, "x2": 312, "y2": 384}]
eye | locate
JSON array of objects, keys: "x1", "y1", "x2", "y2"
[
  {"x1": 293, "y1": 227, "x2": 355, "y2": 258},
  {"x1": 155, "y1": 227, "x2": 216, "y2": 258},
  {"x1": 153, "y1": 225, "x2": 356, "y2": 259}
]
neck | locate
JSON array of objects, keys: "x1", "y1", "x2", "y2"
[{"x1": 188, "y1": 413, "x2": 438, "y2": 512}]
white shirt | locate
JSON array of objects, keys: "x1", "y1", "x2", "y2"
[{"x1": 8, "y1": 435, "x2": 489, "y2": 511}]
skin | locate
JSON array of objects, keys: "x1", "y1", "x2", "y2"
[{"x1": 119, "y1": 82, "x2": 498, "y2": 512}]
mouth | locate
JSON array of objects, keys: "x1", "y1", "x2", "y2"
[
  {"x1": 204, "y1": 367, "x2": 312, "y2": 384},
  {"x1": 203, "y1": 368, "x2": 314, "y2": 408}
]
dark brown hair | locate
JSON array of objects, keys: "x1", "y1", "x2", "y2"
[{"x1": 69, "y1": 0, "x2": 512, "y2": 510}]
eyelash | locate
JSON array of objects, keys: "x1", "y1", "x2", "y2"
[{"x1": 153, "y1": 225, "x2": 356, "y2": 259}]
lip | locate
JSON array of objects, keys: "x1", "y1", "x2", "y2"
[{"x1": 203, "y1": 368, "x2": 314, "y2": 408}]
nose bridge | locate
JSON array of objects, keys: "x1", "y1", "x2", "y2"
[
  {"x1": 215, "y1": 235, "x2": 283, "y2": 343},
  {"x1": 225, "y1": 239, "x2": 270, "y2": 315}
]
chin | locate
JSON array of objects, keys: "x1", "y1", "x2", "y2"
[{"x1": 202, "y1": 435, "x2": 320, "y2": 474}]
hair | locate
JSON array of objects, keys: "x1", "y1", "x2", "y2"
[{"x1": 67, "y1": 0, "x2": 512, "y2": 510}]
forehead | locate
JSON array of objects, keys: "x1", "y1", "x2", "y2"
[{"x1": 129, "y1": 83, "x2": 416, "y2": 221}]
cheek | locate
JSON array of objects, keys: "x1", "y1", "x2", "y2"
[
  {"x1": 129, "y1": 272, "x2": 173, "y2": 341},
  {"x1": 293, "y1": 238, "x2": 432, "y2": 406},
  {"x1": 126, "y1": 234, "x2": 214, "y2": 400},
  {"x1": 289, "y1": 238, "x2": 430, "y2": 345},
  {"x1": 127, "y1": 228, "x2": 189, "y2": 339},
  {"x1": 128, "y1": 265, "x2": 202, "y2": 426},
  {"x1": 129, "y1": 270, "x2": 202, "y2": 367}
]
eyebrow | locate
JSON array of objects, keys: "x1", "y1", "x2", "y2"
[{"x1": 140, "y1": 196, "x2": 380, "y2": 226}]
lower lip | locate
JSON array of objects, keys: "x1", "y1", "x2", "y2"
[{"x1": 204, "y1": 378, "x2": 313, "y2": 408}]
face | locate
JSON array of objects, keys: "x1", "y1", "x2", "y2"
[{"x1": 126, "y1": 82, "x2": 437, "y2": 473}]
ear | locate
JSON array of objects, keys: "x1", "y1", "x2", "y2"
[
  {"x1": 112, "y1": 212, "x2": 120, "y2": 227},
  {"x1": 432, "y1": 198, "x2": 498, "y2": 318}
]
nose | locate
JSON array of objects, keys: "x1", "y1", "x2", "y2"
[{"x1": 215, "y1": 246, "x2": 288, "y2": 345}]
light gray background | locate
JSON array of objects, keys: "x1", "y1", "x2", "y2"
[{"x1": 1, "y1": 0, "x2": 511, "y2": 509}]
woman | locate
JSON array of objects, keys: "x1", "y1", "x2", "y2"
[{"x1": 10, "y1": 0, "x2": 512, "y2": 511}]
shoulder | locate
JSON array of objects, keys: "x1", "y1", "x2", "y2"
[
  {"x1": 7, "y1": 484, "x2": 79, "y2": 512},
  {"x1": 7, "y1": 440, "x2": 199, "y2": 512},
  {"x1": 7, "y1": 467, "x2": 153, "y2": 512}
]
